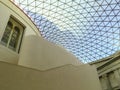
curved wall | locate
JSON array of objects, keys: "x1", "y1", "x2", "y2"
[
  {"x1": 0, "y1": 0, "x2": 40, "y2": 64},
  {"x1": 19, "y1": 35, "x2": 81, "y2": 70}
]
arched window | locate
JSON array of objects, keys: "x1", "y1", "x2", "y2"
[
  {"x1": 1, "y1": 21, "x2": 13, "y2": 45},
  {"x1": 9, "y1": 26, "x2": 20, "y2": 50}
]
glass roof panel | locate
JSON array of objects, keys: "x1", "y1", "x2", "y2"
[{"x1": 12, "y1": 0, "x2": 120, "y2": 63}]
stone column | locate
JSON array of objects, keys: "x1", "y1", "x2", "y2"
[
  {"x1": 114, "y1": 70, "x2": 120, "y2": 88},
  {"x1": 102, "y1": 74, "x2": 112, "y2": 90}
]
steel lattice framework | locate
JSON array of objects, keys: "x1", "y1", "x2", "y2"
[{"x1": 12, "y1": 0, "x2": 120, "y2": 63}]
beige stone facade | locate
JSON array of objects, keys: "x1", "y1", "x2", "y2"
[{"x1": 90, "y1": 51, "x2": 120, "y2": 90}]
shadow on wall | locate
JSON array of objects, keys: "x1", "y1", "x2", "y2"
[{"x1": 18, "y1": 35, "x2": 82, "y2": 70}]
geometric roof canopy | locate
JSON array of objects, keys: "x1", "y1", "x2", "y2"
[{"x1": 12, "y1": 0, "x2": 120, "y2": 63}]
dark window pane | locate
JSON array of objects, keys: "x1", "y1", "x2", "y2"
[
  {"x1": 9, "y1": 26, "x2": 20, "y2": 50},
  {"x1": 1, "y1": 21, "x2": 13, "y2": 45}
]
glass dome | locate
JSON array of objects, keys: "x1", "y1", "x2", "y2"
[{"x1": 12, "y1": 0, "x2": 120, "y2": 63}]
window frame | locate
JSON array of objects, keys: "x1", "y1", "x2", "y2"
[{"x1": 1, "y1": 15, "x2": 25, "y2": 53}]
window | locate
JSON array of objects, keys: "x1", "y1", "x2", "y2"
[
  {"x1": 1, "y1": 21, "x2": 13, "y2": 45},
  {"x1": 1, "y1": 16, "x2": 24, "y2": 53}
]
